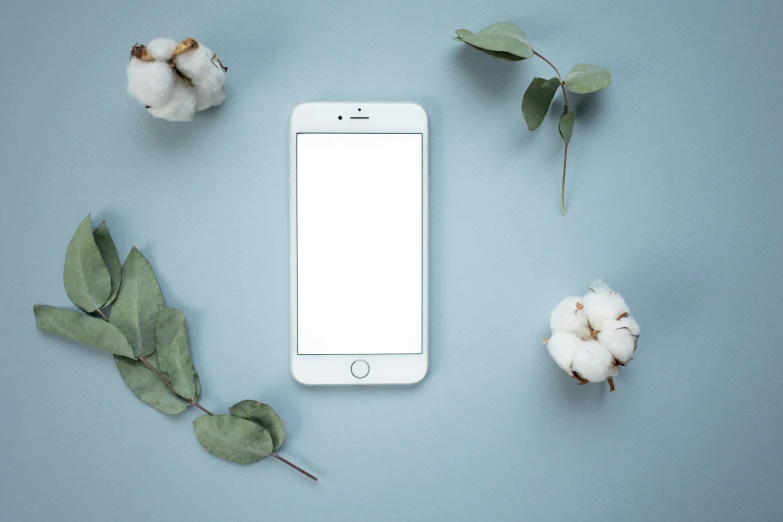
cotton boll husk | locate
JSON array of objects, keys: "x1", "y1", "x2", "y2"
[
  {"x1": 550, "y1": 296, "x2": 591, "y2": 340},
  {"x1": 173, "y1": 45, "x2": 226, "y2": 111},
  {"x1": 546, "y1": 331, "x2": 583, "y2": 376},
  {"x1": 597, "y1": 318, "x2": 639, "y2": 365},
  {"x1": 616, "y1": 315, "x2": 640, "y2": 336},
  {"x1": 146, "y1": 38, "x2": 178, "y2": 60},
  {"x1": 147, "y1": 77, "x2": 197, "y2": 122},
  {"x1": 582, "y1": 280, "x2": 630, "y2": 331},
  {"x1": 571, "y1": 340, "x2": 619, "y2": 383},
  {"x1": 126, "y1": 58, "x2": 174, "y2": 108}
]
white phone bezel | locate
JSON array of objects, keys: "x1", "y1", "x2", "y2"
[{"x1": 289, "y1": 102, "x2": 429, "y2": 385}]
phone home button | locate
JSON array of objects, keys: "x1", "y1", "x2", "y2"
[{"x1": 350, "y1": 360, "x2": 370, "y2": 379}]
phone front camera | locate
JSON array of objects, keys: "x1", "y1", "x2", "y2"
[{"x1": 338, "y1": 116, "x2": 342, "y2": 120}]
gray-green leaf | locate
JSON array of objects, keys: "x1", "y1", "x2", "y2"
[
  {"x1": 559, "y1": 109, "x2": 575, "y2": 143},
  {"x1": 114, "y1": 352, "x2": 198, "y2": 414},
  {"x1": 229, "y1": 400, "x2": 285, "y2": 450},
  {"x1": 63, "y1": 214, "x2": 111, "y2": 313},
  {"x1": 193, "y1": 415, "x2": 274, "y2": 464},
  {"x1": 522, "y1": 77, "x2": 561, "y2": 131},
  {"x1": 93, "y1": 222, "x2": 122, "y2": 307},
  {"x1": 156, "y1": 306, "x2": 196, "y2": 400},
  {"x1": 33, "y1": 305, "x2": 135, "y2": 358},
  {"x1": 454, "y1": 22, "x2": 534, "y2": 61},
  {"x1": 564, "y1": 63, "x2": 612, "y2": 94},
  {"x1": 110, "y1": 247, "x2": 163, "y2": 357}
]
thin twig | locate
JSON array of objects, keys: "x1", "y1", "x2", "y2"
[
  {"x1": 561, "y1": 141, "x2": 569, "y2": 214},
  {"x1": 273, "y1": 453, "x2": 318, "y2": 482},
  {"x1": 190, "y1": 400, "x2": 214, "y2": 416},
  {"x1": 534, "y1": 50, "x2": 571, "y2": 214},
  {"x1": 138, "y1": 355, "x2": 214, "y2": 415}
]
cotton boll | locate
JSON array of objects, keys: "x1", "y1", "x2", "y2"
[
  {"x1": 546, "y1": 331, "x2": 583, "y2": 376},
  {"x1": 147, "y1": 77, "x2": 197, "y2": 122},
  {"x1": 597, "y1": 318, "x2": 639, "y2": 365},
  {"x1": 582, "y1": 280, "x2": 630, "y2": 331},
  {"x1": 550, "y1": 296, "x2": 591, "y2": 340},
  {"x1": 571, "y1": 340, "x2": 619, "y2": 383},
  {"x1": 173, "y1": 44, "x2": 226, "y2": 111},
  {"x1": 146, "y1": 38, "x2": 179, "y2": 60},
  {"x1": 126, "y1": 58, "x2": 174, "y2": 108}
]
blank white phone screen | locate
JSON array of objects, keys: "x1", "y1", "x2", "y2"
[{"x1": 296, "y1": 133, "x2": 423, "y2": 355}]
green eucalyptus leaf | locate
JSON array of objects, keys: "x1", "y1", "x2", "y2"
[
  {"x1": 110, "y1": 247, "x2": 163, "y2": 357},
  {"x1": 156, "y1": 305, "x2": 196, "y2": 401},
  {"x1": 63, "y1": 214, "x2": 111, "y2": 313},
  {"x1": 193, "y1": 415, "x2": 274, "y2": 464},
  {"x1": 522, "y1": 77, "x2": 561, "y2": 131},
  {"x1": 454, "y1": 22, "x2": 533, "y2": 61},
  {"x1": 559, "y1": 109, "x2": 575, "y2": 143},
  {"x1": 114, "y1": 352, "x2": 197, "y2": 414},
  {"x1": 564, "y1": 63, "x2": 612, "y2": 94},
  {"x1": 33, "y1": 305, "x2": 135, "y2": 358},
  {"x1": 229, "y1": 400, "x2": 285, "y2": 450},
  {"x1": 93, "y1": 222, "x2": 122, "y2": 307}
]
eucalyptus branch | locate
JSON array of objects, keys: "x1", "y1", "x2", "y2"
[
  {"x1": 34, "y1": 214, "x2": 319, "y2": 484},
  {"x1": 453, "y1": 22, "x2": 612, "y2": 214}
]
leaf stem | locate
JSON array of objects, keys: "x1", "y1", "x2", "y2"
[
  {"x1": 137, "y1": 355, "x2": 215, "y2": 415},
  {"x1": 534, "y1": 50, "x2": 571, "y2": 214},
  {"x1": 534, "y1": 51, "x2": 568, "y2": 107},
  {"x1": 561, "y1": 141, "x2": 569, "y2": 215},
  {"x1": 190, "y1": 400, "x2": 215, "y2": 416},
  {"x1": 273, "y1": 452, "x2": 319, "y2": 482}
]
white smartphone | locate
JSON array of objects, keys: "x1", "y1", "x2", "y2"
[{"x1": 289, "y1": 102, "x2": 429, "y2": 385}]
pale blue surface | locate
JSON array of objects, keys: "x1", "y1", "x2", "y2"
[{"x1": 1, "y1": 0, "x2": 782, "y2": 520}]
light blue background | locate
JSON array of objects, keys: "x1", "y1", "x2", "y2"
[{"x1": 1, "y1": 0, "x2": 781, "y2": 520}]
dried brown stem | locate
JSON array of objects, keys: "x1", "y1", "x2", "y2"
[
  {"x1": 607, "y1": 376, "x2": 616, "y2": 392},
  {"x1": 534, "y1": 50, "x2": 571, "y2": 214},
  {"x1": 138, "y1": 355, "x2": 214, "y2": 415},
  {"x1": 273, "y1": 453, "x2": 319, "y2": 482}
]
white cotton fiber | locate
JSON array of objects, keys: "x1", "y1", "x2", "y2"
[
  {"x1": 582, "y1": 280, "x2": 630, "y2": 330},
  {"x1": 546, "y1": 331, "x2": 583, "y2": 376},
  {"x1": 544, "y1": 281, "x2": 640, "y2": 391},
  {"x1": 146, "y1": 38, "x2": 178, "y2": 60},
  {"x1": 173, "y1": 44, "x2": 227, "y2": 111},
  {"x1": 549, "y1": 296, "x2": 591, "y2": 340},
  {"x1": 126, "y1": 59, "x2": 174, "y2": 108},
  {"x1": 147, "y1": 77, "x2": 197, "y2": 122},
  {"x1": 126, "y1": 37, "x2": 228, "y2": 122},
  {"x1": 571, "y1": 340, "x2": 619, "y2": 383},
  {"x1": 597, "y1": 318, "x2": 639, "y2": 365}
]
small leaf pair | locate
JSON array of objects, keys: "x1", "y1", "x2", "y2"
[
  {"x1": 194, "y1": 400, "x2": 285, "y2": 464},
  {"x1": 63, "y1": 214, "x2": 121, "y2": 313},
  {"x1": 521, "y1": 63, "x2": 610, "y2": 134}
]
